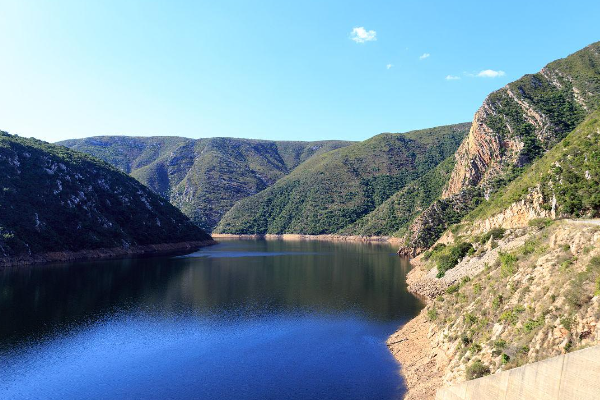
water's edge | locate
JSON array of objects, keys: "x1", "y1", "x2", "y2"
[
  {"x1": 0, "y1": 239, "x2": 217, "y2": 268},
  {"x1": 387, "y1": 258, "x2": 439, "y2": 400},
  {"x1": 212, "y1": 233, "x2": 403, "y2": 244}
]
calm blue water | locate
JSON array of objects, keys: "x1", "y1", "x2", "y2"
[{"x1": 0, "y1": 239, "x2": 422, "y2": 400}]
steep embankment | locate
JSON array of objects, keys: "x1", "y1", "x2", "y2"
[
  {"x1": 0, "y1": 132, "x2": 214, "y2": 266},
  {"x1": 60, "y1": 136, "x2": 352, "y2": 231},
  {"x1": 399, "y1": 41, "x2": 600, "y2": 255},
  {"x1": 391, "y1": 109, "x2": 600, "y2": 399},
  {"x1": 215, "y1": 123, "x2": 469, "y2": 235}
]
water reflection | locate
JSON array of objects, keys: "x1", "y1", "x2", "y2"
[{"x1": 0, "y1": 239, "x2": 422, "y2": 400}]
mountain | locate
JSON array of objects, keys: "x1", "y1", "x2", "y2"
[
  {"x1": 391, "y1": 110, "x2": 600, "y2": 397},
  {"x1": 0, "y1": 132, "x2": 212, "y2": 264},
  {"x1": 59, "y1": 136, "x2": 352, "y2": 232},
  {"x1": 214, "y1": 123, "x2": 470, "y2": 235},
  {"x1": 399, "y1": 41, "x2": 600, "y2": 255}
]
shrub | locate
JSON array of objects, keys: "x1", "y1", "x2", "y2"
[
  {"x1": 427, "y1": 307, "x2": 438, "y2": 321},
  {"x1": 528, "y1": 218, "x2": 554, "y2": 228},
  {"x1": 465, "y1": 313, "x2": 478, "y2": 326},
  {"x1": 466, "y1": 359, "x2": 490, "y2": 380},
  {"x1": 501, "y1": 353, "x2": 510, "y2": 364},
  {"x1": 436, "y1": 242, "x2": 474, "y2": 278},
  {"x1": 469, "y1": 343, "x2": 482, "y2": 353},
  {"x1": 479, "y1": 227, "x2": 506, "y2": 244},
  {"x1": 520, "y1": 239, "x2": 538, "y2": 255},
  {"x1": 494, "y1": 339, "x2": 507, "y2": 350},
  {"x1": 446, "y1": 284, "x2": 460, "y2": 294},
  {"x1": 524, "y1": 316, "x2": 545, "y2": 332},
  {"x1": 500, "y1": 306, "x2": 525, "y2": 325},
  {"x1": 500, "y1": 252, "x2": 518, "y2": 277},
  {"x1": 461, "y1": 335, "x2": 472, "y2": 346},
  {"x1": 492, "y1": 295, "x2": 503, "y2": 309},
  {"x1": 560, "y1": 316, "x2": 574, "y2": 331}
]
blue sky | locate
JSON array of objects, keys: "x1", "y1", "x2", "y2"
[{"x1": 1, "y1": 0, "x2": 599, "y2": 143}]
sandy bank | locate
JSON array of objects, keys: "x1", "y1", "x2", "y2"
[
  {"x1": 0, "y1": 239, "x2": 217, "y2": 268},
  {"x1": 387, "y1": 258, "x2": 445, "y2": 400}
]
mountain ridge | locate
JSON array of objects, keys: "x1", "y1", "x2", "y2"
[{"x1": 60, "y1": 136, "x2": 352, "y2": 231}]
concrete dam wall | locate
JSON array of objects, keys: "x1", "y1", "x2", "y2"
[{"x1": 436, "y1": 345, "x2": 600, "y2": 400}]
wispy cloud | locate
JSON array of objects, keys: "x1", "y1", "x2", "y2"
[
  {"x1": 476, "y1": 69, "x2": 505, "y2": 78},
  {"x1": 445, "y1": 75, "x2": 460, "y2": 80},
  {"x1": 386, "y1": 64, "x2": 393, "y2": 70},
  {"x1": 350, "y1": 27, "x2": 376, "y2": 43},
  {"x1": 419, "y1": 53, "x2": 430, "y2": 60}
]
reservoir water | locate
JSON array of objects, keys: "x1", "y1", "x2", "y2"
[{"x1": 0, "y1": 239, "x2": 423, "y2": 399}]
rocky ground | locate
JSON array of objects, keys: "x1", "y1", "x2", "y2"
[{"x1": 389, "y1": 219, "x2": 600, "y2": 399}]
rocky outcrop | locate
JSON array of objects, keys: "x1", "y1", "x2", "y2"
[
  {"x1": 391, "y1": 220, "x2": 600, "y2": 399},
  {"x1": 398, "y1": 188, "x2": 482, "y2": 257},
  {"x1": 400, "y1": 41, "x2": 600, "y2": 256},
  {"x1": 469, "y1": 189, "x2": 555, "y2": 234},
  {"x1": 442, "y1": 104, "x2": 504, "y2": 198}
]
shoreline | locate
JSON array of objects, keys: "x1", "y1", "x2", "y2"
[
  {"x1": 387, "y1": 257, "x2": 443, "y2": 400},
  {"x1": 0, "y1": 239, "x2": 217, "y2": 268},
  {"x1": 212, "y1": 233, "x2": 403, "y2": 244}
]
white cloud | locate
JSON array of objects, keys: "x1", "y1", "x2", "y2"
[
  {"x1": 445, "y1": 75, "x2": 460, "y2": 80},
  {"x1": 386, "y1": 64, "x2": 393, "y2": 69},
  {"x1": 476, "y1": 69, "x2": 505, "y2": 78},
  {"x1": 350, "y1": 27, "x2": 377, "y2": 43},
  {"x1": 419, "y1": 53, "x2": 430, "y2": 60}
]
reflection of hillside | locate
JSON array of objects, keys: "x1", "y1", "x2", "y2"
[
  {"x1": 0, "y1": 240, "x2": 422, "y2": 347},
  {"x1": 164, "y1": 240, "x2": 419, "y2": 319}
]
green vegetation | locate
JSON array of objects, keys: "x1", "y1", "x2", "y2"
[
  {"x1": 466, "y1": 359, "x2": 490, "y2": 380},
  {"x1": 339, "y1": 156, "x2": 457, "y2": 237},
  {"x1": 0, "y1": 132, "x2": 210, "y2": 257},
  {"x1": 215, "y1": 124, "x2": 469, "y2": 235},
  {"x1": 426, "y1": 241, "x2": 474, "y2": 278},
  {"x1": 427, "y1": 307, "x2": 438, "y2": 321},
  {"x1": 61, "y1": 136, "x2": 352, "y2": 231},
  {"x1": 477, "y1": 227, "x2": 505, "y2": 244},
  {"x1": 499, "y1": 252, "x2": 518, "y2": 277}
]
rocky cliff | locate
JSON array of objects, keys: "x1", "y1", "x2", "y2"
[{"x1": 399, "y1": 41, "x2": 600, "y2": 255}]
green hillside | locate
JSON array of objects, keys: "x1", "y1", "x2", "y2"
[
  {"x1": 60, "y1": 136, "x2": 351, "y2": 231},
  {"x1": 0, "y1": 132, "x2": 211, "y2": 258},
  {"x1": 214, "y1": 123, "x2": 469, "y2": 235},
  {"x1": 339, "y1": 156, "x2": 456, "y2": 237}
]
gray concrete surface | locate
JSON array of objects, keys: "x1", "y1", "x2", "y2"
[{"x1": 436, "y1": 345, "x2": 600, "y2": 400}]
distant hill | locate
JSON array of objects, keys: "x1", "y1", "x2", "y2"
[
  {"x1": 0, "y1": 132, "x2": 212, "y2": 261},
  {"x1": 214, "y1": 123, "x2": 469, "y2": 235},
  {"x1": 59, "y1": 136, "x2": 352, "y2": 231},
  {"x1": 399, "y1": 41, "x2": 600, "y2": 254}
]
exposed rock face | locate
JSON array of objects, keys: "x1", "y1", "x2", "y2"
[
  {"x1": 398, "y1": 188, "x2": 482, "y2": 257},
  {"x1": 400, "y1": 41, "x2": 600, "y2": 256},
  {"x1": 442, "y1": 105, "x2": 504, "y2": 198},
  {"x1": 445, "y1": 42, "x2": 600, "y2": 198},
  {"x1": 392, "y1": 220, "x2": 600, "y2": 399},
  {"x1": 470, "y1": 189, "x2": 554, "y2": 234}
]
